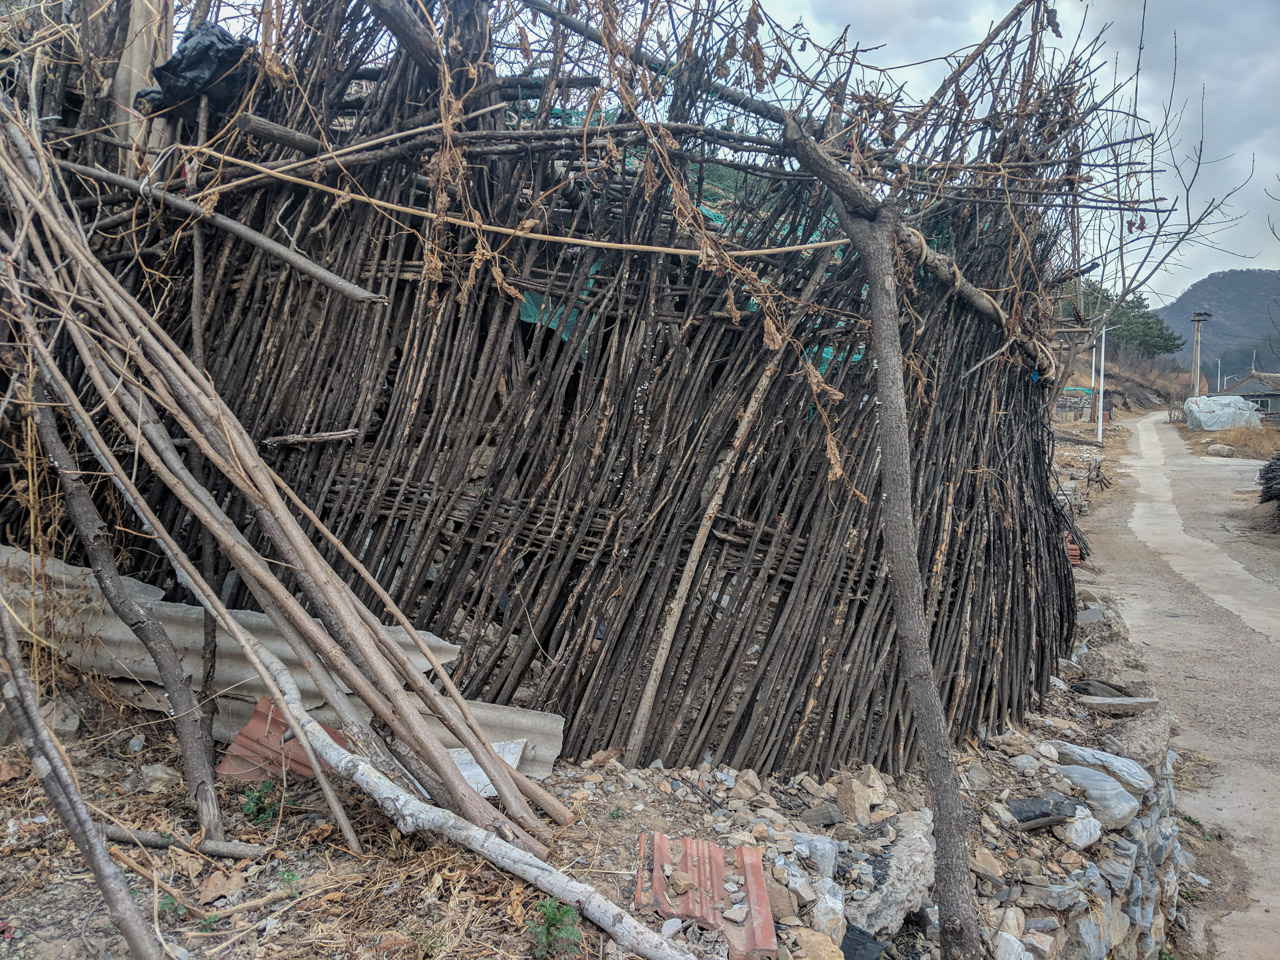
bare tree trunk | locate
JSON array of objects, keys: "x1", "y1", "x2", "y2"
[
  {"x1": 188, "y1": 95, "x2": 221, "y2": 775},
  {"x1": 849, "y1": 208, "x2": 984, "y2": 960},
  {"x1": 0, "y1": 610, "x2": 163, "y2": 960},
  {"x1": 30, "y1": 384, "x2": 225, "y2": 841}
]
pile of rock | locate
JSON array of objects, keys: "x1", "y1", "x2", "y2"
[
  {"x1": 553, "y1": 603, "x2": 1188, "y2": 960},
  {"x1": 961, "y1": 595, "x2": 1193, "y2": 960},
  {"x1": 557, "y1": 756, "x2": 935, "y2": 958},
  {"x1": 970, "y1": 722, "x2": 1183, "y2": 960}
]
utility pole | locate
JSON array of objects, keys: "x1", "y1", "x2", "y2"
[
  {"x1": 1217, "y1": 358, "x2": 1222, "y2": 393},
  {"x1": 1097, "y1": 326, "x2": 1109, "y2": 445},
  {"x1": 1190, "y1": 311, "x2": 1211, "y2": 397},
  {"x1": 1090, "y1": 344, "x2": 1097, "y2": 421}
]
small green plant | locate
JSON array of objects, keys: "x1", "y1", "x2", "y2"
[
  {"x1": 1181, "y1": 814, "x2": 1201, "y2": 828},
  {"x1": 1159, "y1": 947, "x2": 1176, "y2": 960},
  {"x1": 410, "y1": 927, "x2": 442, "y2": 959},
  {"x1": 528, "y1": 898, "x2": 582, "y2": 958},
  {"x1": 1179, "y1": 884, "x2": 1199, "y2": 904},
  {"x1": 609, "y1": 804, "x2": 626, "y2": 820},
  {"x1": 242, "y1": 782, "x2": 281, "y2": 825},
  {"x1": 280, "y1": 868, "x2": 300, "y2": 898},
  {"x1": 200, "y1": 914, "x2": 220, "y2": 933},
  {"x1": 158, "y1": 893, "x2": 186, "y2": 918}
]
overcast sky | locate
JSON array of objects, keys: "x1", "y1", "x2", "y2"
[{"x1": 770, "y1": 0, "x2": 1280, "y2": 307}]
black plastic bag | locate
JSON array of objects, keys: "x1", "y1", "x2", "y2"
[
  {"x1": 840, "y1": 925, "x2": 887, "y2": 960},
  {"x1": 135, "y1": 21, "x2": 252, "y2": 123}
]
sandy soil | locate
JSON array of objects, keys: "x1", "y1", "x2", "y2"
[{"x1": 1080, "y1": 411, "x2": 1280, "y2": 958}]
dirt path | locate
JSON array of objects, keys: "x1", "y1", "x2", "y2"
[{"x1": 1083, "y1": 411, "x2": 1280, "y2": 958}]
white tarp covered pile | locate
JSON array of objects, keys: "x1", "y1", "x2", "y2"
[{"x1": 1184, "y1": 395, "x2": 1262, "y2": 432}]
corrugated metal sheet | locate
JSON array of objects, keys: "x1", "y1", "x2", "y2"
[{"x1": 1, "y1": 546, "x2": 562, "y2": 778}]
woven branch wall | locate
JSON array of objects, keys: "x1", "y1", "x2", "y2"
[{"x1": 1, "y1": 0, "x2": 1080, "y2": 776}]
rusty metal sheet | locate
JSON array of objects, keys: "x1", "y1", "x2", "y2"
[{"x1": 636, "y1": 831, "x2": 777, "y2": 960}]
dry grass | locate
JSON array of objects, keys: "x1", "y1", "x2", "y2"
[
  {"x1": 1179, "y1": 424, "x2": 1280, "y2": 461},
  {"x1": 1172, "y1": 749, "x2": 1218, "y2": 793},
  {"x1": 0, "y1": 687, "x2": 605, "y2": 960},
  {"x1": 1212, "y1": 425, "x2": 1280, "y2": 461}
]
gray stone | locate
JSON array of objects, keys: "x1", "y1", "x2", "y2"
[
  {"x1": 1151, "y1": 817, "x2": 1179, "y2": 866},
  {"x1": 800, "y1": 803, "x2": 846, "y2": 828},
  {"x1": 989, "y1": 802, "x2": 1020, "y2": 829},
  {"x1": 1049, "y1": 742, "x2": 1156, "y2": 794},
  {"x1": 1054, "y1": 765, "x2": 1140, "y2": 829},
  {"x1": 660, "y1": 917, "x2": 683, "y2": 938},
  {"x1": 1078, "y1": 696, "x2": 1160, "y2": 717},
  {"x1": 965, "y1": 761, "x2": 994, "y2": 791},
  {"x1": 994, "y1": 931, "x2": 1032, "y2": 960},
  {"x1": 844, "y1": 810, "x2": 934, "y2": 937},
  {"x1": 1205, "y1": 443, "x2": 1235, "y2": 457},
  {"x1": 1063, "y1": 915, "x2": 1109, "y2": 960},
  {"x1": 799, "y1": 835, "x2": 840, "y2": 879},
  {"x1": 1024, "y1": 917, "x2": 1061, "y2": 932},
  {"x1": 1010, "y1": 755, "x2": 1041, "y2": 776},
  {"x1": 1097, "y1": 858, "x2": 1135, "y2": 893},
  {"x1": 1021, "y1": 882, "x2": 1087, "y2": 912},
  {"x1": 1054, "y1": 815, "x2": 1102, "y2": 850},
  {"x1": 1076, "y1": 862, "x2": 1109, "y2": 899},
  {"x1": 722, "y1": 904, "x2": 749, "y2": 924},
  {"x1": 810, "y1": 877, "x2": 846, "y2": 941},
  {"x1": 1034, "y1": 743, "x2": 1060, "y2": 762},
  {"x1": 1022, "y1": 931, "x2": 1054, "y2": 958},
  {"x1": 1073, "y1": 678, "x2": 1134, "y2": 699}
]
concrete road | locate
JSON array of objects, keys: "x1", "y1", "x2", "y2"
[{"x1": 1084, "y1": 411, "x2": 1280, "y2": 958}]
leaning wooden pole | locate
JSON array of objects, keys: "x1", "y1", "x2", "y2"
[
  {"x1": 29, "y1": 386, "x2": 225, "y2": 841},
  {"x1": 846, "y1": 206, "x2": 984, "y2": 960}
]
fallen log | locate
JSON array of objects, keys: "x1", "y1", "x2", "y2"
[
  {"x1": 100, "y1": 825, "x2": 268, "y2": 860},
  {"x1": 257, "y1": 642, "x2": 695, "y2": 960}
]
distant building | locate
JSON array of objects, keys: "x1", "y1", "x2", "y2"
[{"x1": 1215, "y1": 371, "x2": 1280, "y2": 417}]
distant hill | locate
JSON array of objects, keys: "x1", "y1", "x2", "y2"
[{"x1": 1156, "y1": 269, "x2": 1280, "y2": 376}]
